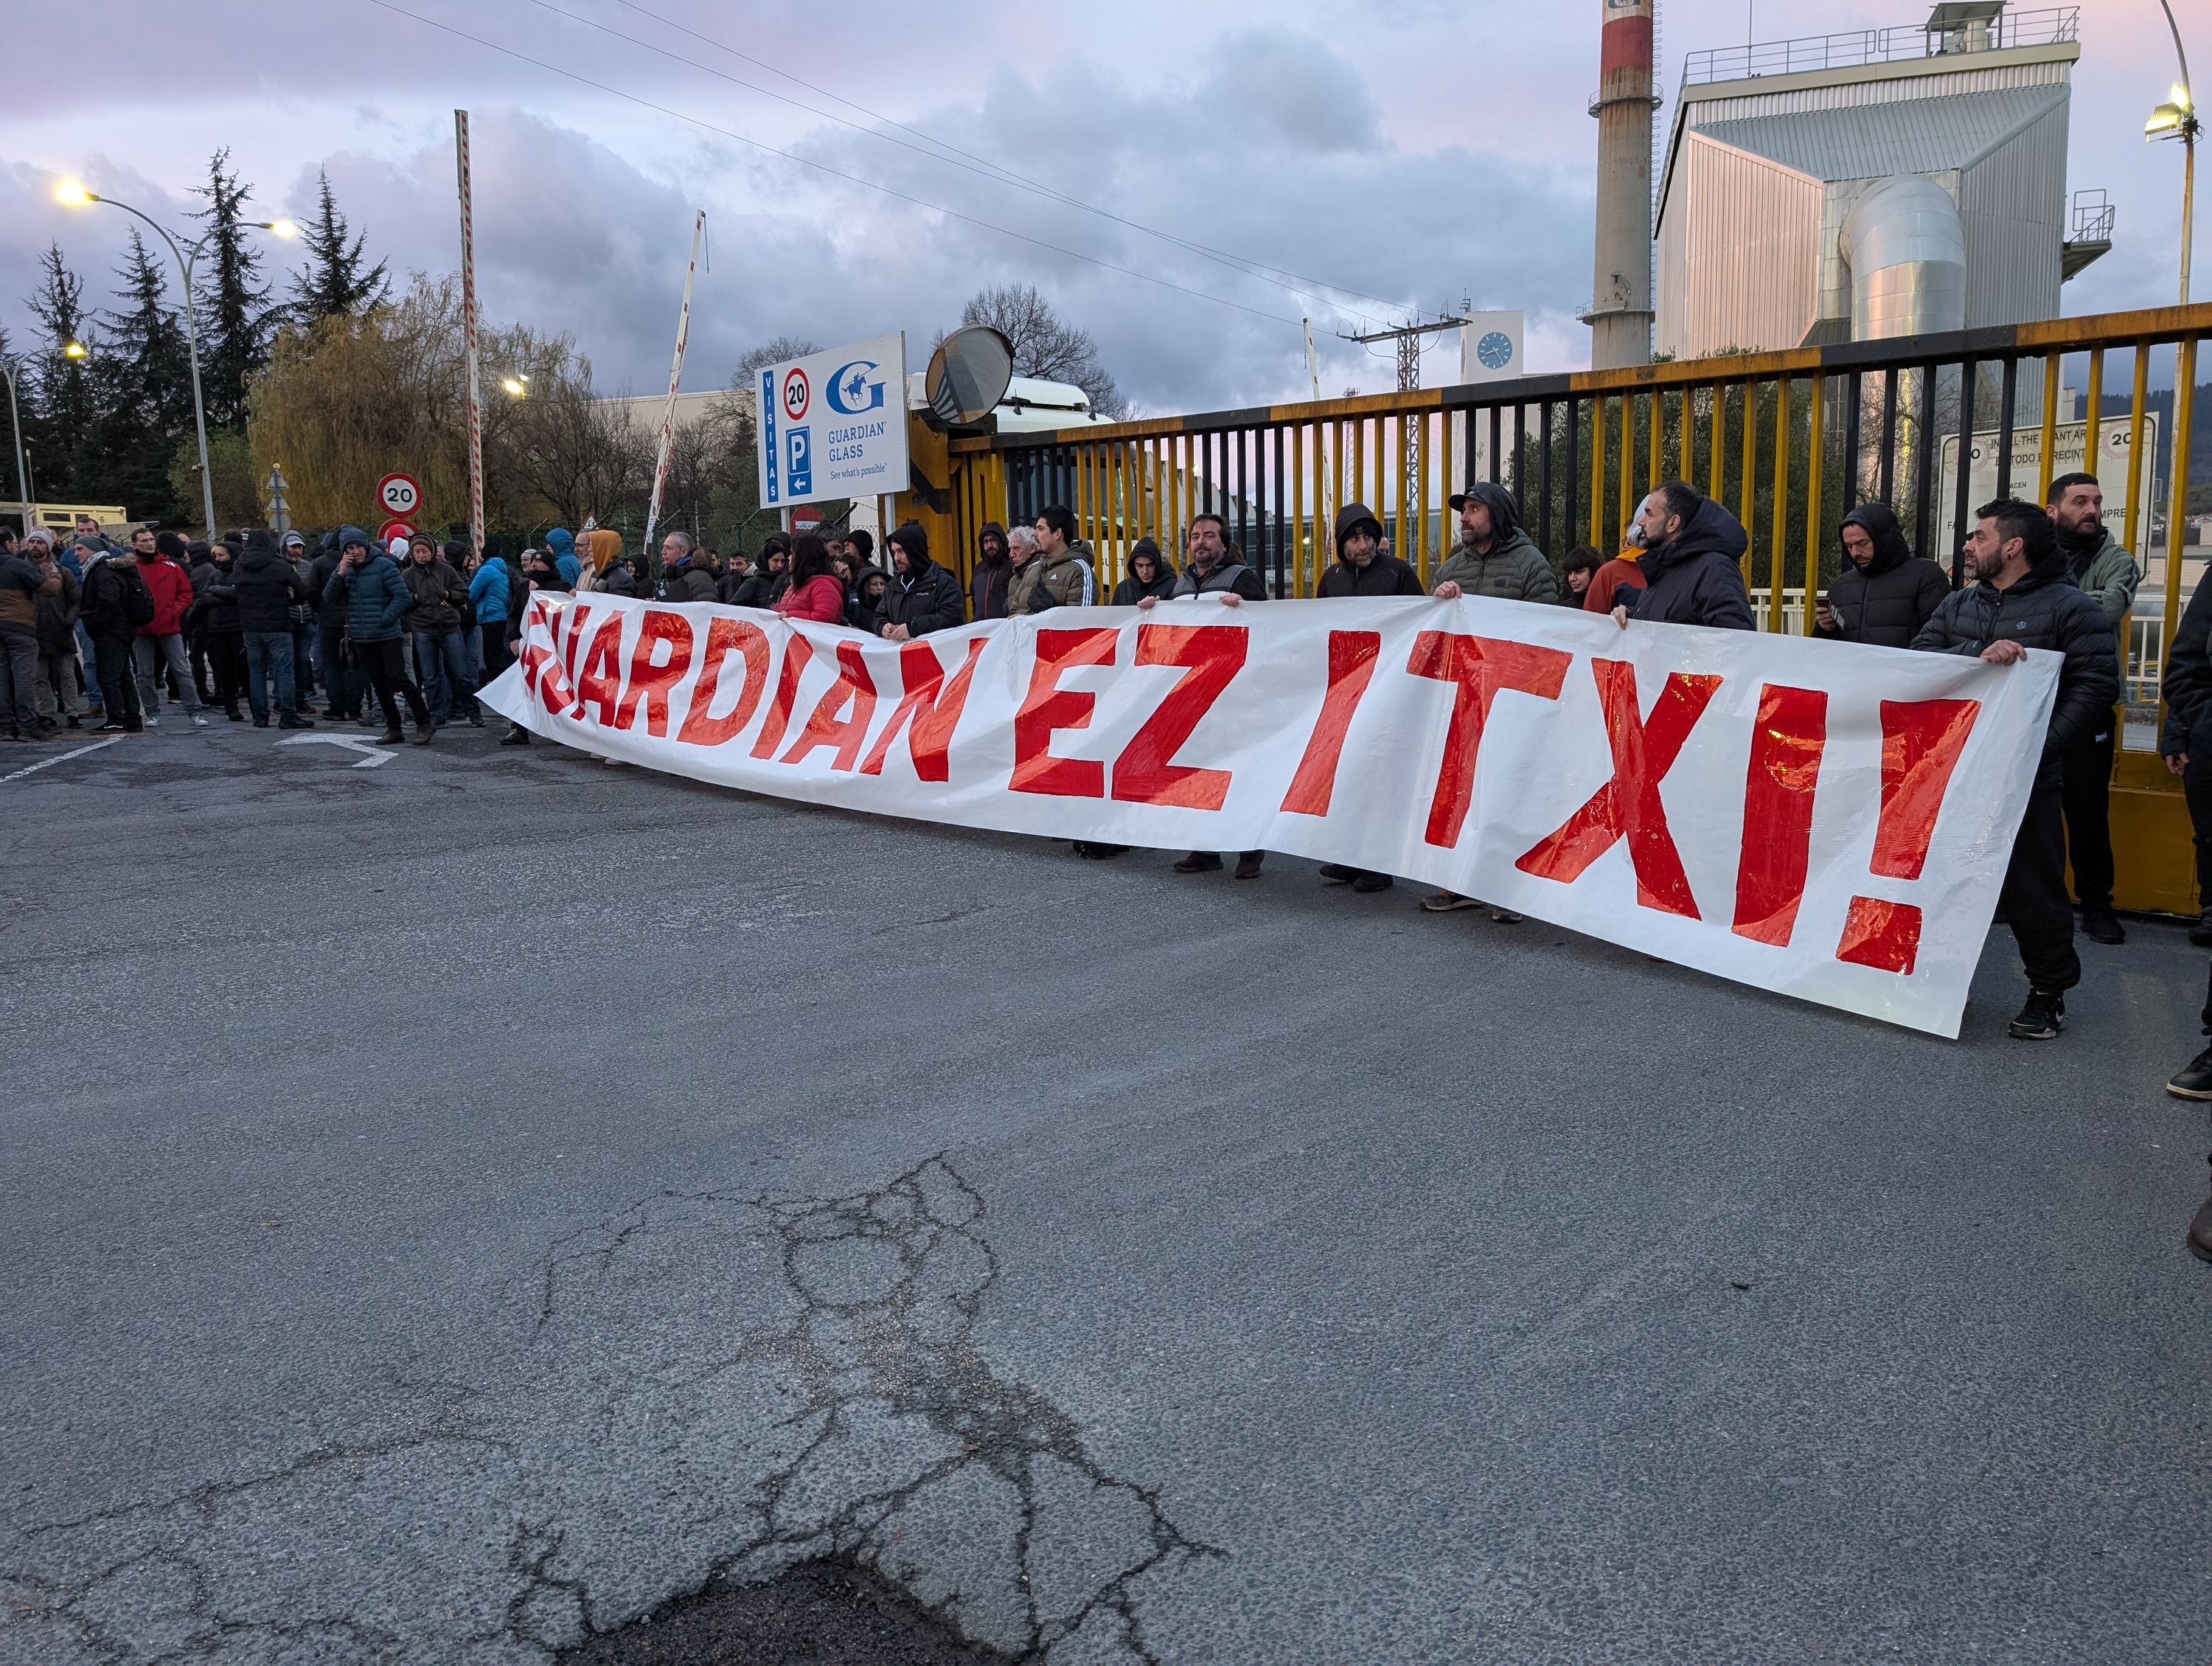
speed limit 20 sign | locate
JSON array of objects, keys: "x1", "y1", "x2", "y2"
[{"x1": 377, "y1": 473, "x2": 422, "y2": 518}]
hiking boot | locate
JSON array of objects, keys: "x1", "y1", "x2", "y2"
[
  {"x1": 1421, "y1": 889, "x2": 1479, "y2": 912},
  {"x1": 225, "y1": 706, "x2": 245, "y2": 722},
  {"x1": 1318, "y1": 863, "x2": 1357, "y2": 884},
  {"x1": 2007, "y1": 988, "x2": 2066, "y2": 1041},
  {"x1": 2080, "y1": 905, "x2": 2126, "y2": 945},
  {"x1": 2191, "y1": 1164, "x2": 2212, "y2": 1265},
  {"x1": 2167, "y1": 1046, "x2": 2212, "y2": 1101},
  {"x1": 1234, "y1": 852, "x2": 1265, "y2": 881},
  {"x1": 499, "y1": 726, "x2": 531, "y2": 746},
  {"x1": 375, "y1": 726, "x2": 406, "y2": 746},
  {"x1": 2191, "y1": 909, "x2": 2212, "y2": 949},
  {"x1": 251, "y1": 715, "x2": 270, "y2": 728},
  {"x1": 1174, "y1": 852, "x2": 1223, "y2": 874},
  {"x1": 1072, "y1": 841, "x2": 1128, "y2": 859},
  {"x1": 278, "y1": 713, "x2": 315, "y2": 729},
  {"x1": 413, "y1": 722, "x2": 437, "y2": 746},
  {"x1": 1352, "y1": 872, "x2": 1393, "y2": 893}
]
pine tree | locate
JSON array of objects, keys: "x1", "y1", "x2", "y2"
[
  {"x1": 24, "y1": 243, "x2": 99, "y2": 503},
  {"x1": 291, "y1": 170, "x2": 389, "y2": 324},
  {"x1": 192, "y1": 148, "x2": 276, "y2": 431},
  {"x1": 95, "y1": 229, "x2": 193, "y2": 521}
]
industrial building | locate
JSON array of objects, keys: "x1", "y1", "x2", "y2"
[{"x1": 1654, "y1": 4, "x2": 2108, "y2": 359}]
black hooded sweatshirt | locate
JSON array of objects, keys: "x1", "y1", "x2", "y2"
[
  {"x1": 878, "y1": 525, "x2": 967, "y2": 636},
  {"x1": 212, "y1": 530, "x2": 314, "y2": 633},
  {"x1": 1623, "y1": 496, "x2": 1755, "y2": 630},
  {"x1": 1111, "y1": 539, "x2": 1180, "y2": 605},
  {"x1": 1814, "y1": 503, "x2": 1951, "y2": 649},
  {"x1": 972, "y1": 522, "x2": 1014, "y2": 619}
]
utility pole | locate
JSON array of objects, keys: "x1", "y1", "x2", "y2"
[
  {"x1": 455, "y1": 111, "x2": 485, "y2": 560},
  {"x1": 1341, "y1": 311, "x2": 1473, "y2": 551}
]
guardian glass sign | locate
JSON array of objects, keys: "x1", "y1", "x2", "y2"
[{"x1": 756, "y1": 331, "x2": 910, "y2": 509}]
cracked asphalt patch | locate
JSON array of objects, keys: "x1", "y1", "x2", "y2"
[{"x1": 7, "y1": 720, "x2": 2212, "y2": 1662}]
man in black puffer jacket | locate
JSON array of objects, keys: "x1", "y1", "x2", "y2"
[
  {"x1": 211, "y1": 528, "x2": 315, "y2": 726},
  {"x1": 1912, "y1": 498, "x2": 2118, "y2": 1043},
  {"x1": 1815, "y1": 502, "x2": 1950, "y2": 648},
  {"x1": 2151, "y1": 575, "x2": 2212, "y2": 1258},
  {"x1": 874, "y1": 522, "x2": 966, "y2": 639},
  {"x1": 1612, "y1": 482, "x2": 1754, "y2": 631}
]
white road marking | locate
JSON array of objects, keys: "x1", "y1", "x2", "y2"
[
  {"x1": 276, "y1": 734, "x2": 397, "y2": 769},
  {"x1": 0, "y1": 735, "x2": 123, "y2": 782}
]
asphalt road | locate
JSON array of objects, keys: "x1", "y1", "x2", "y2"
[{"x1": 4, "y1": 718, "x2": 2211, "y2": 1665}]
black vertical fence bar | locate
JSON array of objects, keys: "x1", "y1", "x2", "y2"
[
  {"x1": 1487, "y1": 405, "x2": 1502, "y2": 485},
  {"x1": 1841, "y1": 372, "x2": 1863, "y2": 511},
  {"x1": 1538, "y1": 399, "x2": 1554, "y2": 559},
  {"x1": 1914, "y1": 362, "x2": 1939, "y2": 566},
  {"x1": 1513, "y1": 403, "x2": 1528, "y2": 514},
  {"x1": 1565, "y1": 397, "x2": 1581, "y2": 552},
  {"x1": 1877, "y1": 366, "x2": 1899, "y2": 504},
  {"x1": 1272, "y1": 425, "x2": 1286, "y2": 596},
  {"x1": 1995, "y1": 356, "x2": 2019, "y2": 500},
  {"x1": 1952, "y1": 359, "x2": 1978, "y2": 588}
]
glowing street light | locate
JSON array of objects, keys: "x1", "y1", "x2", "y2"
[
  {"x1": 55, "y1": 178, "x2": 298, "y2": 537},
  {"x1": 62, "y1": 341, "x2": 87, "y2": 361},
  {"x1": 501, "y1": 374, "x2": 529, "y2": 398},
  {"x1": 2146, "y1": 4, "x2": 2199, "y2": 305}
]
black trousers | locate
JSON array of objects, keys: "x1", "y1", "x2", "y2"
[
  {"x1": 319, "y1": 624, "x2": 359, "y2": 717},
  {"x1": 207, "y1": 628, "x2": 246, "y2": 712},
  {"x1": 2180, "y1": 746, "x2": 2212, "y2": 901},
  {"x1": 92, "y1": 634, "x2": 142, "y2": 723},
  {"x1": 2059, "y1": 721, "x2": 2117, "y2": 909},
  {"x1": 2003, "y1": 785, "x2": 2081, "y2": 995},
  {"x1": 358, "y1": 637, "x2": 428, "y2": 729}
]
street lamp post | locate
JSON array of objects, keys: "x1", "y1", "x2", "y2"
[
  {"x1": 1, "y1": 353, "x2": 33, "y2": 538},
  {"x1": 54, "y1": 181, "x2": 293, "y2": 539},
  {"x1": 2148, "y1": 0, "x2": 2199, "y2": 305}
]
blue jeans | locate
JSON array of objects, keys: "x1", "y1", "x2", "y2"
[
  {"x1": 412, "y1": 628, "x2": 474, "y2": 722},
  {"x1": 242, "y1": 631, "x2": 297, "y2": 721},
  {"x1": 293, "y1": 624, "x2": 319, "y2": 695}
]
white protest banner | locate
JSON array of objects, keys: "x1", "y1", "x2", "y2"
[
  {"x1": 482, "y1": 591, "x2": 2059, "y2": 1038},
  {"x1": 754, "y1": 333, "x2": 909, "y2": 510}
]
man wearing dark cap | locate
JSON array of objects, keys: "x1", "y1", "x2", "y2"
[
  {"x1": 1317, "y1": 502, "x2": 1422, "y2": 599},
  {"x1": 1433, "y1": 482, "x2": 1557, "y2": 605}
]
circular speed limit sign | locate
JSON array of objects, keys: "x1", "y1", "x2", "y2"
[
  {"x1": 780, "y1": 367, "x2": 810, "y2": 422},
  {"x1": 377, "y1": 473, "x2": 422, "y2": 518}
]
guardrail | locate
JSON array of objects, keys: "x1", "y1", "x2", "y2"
[{"x1": 1680, "y1": 7, "x2": 2079, "y2": 86}]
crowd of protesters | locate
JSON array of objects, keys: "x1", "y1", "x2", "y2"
[{"x1": 4, "y1": 467, "x2": 2209, "y2": 1255}]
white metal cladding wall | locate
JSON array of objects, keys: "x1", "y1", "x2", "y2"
[
  {"x1": 1693, "y1": 86, "x2": 2065, "y2": 184},
  {"x1": 1960, "y1": 100, "x2": 2069, "y2": 327},
  {"x1": 1656, "y1": 171, "x2": 1690, "y2": 358},
  {"x1": 1663, "y1": 133, "x2": 1823, "y2": 358}
]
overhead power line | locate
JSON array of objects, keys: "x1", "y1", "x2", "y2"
[{"x1": 362, "y1": 0, "x2": 1323, "y2": 332}]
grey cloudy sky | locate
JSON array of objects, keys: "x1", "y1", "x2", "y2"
[{"x1": 0, "y1": 0, "x2": 2197, "y2": 414}]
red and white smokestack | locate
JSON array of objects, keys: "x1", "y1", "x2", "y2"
[{"x1": 1587, "y1": 0, "x2": 1656, "y2": 370}]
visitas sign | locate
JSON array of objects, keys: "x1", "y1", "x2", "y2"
[{"x1": 755, "y1": 332, "x2": 911, "y2": 511}]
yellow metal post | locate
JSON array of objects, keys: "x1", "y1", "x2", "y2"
[
  {"x1": 1738, "y1": 382, "x2": 1759, "y2": 587},
  {"x1": 2164, "y1": 338, "x2": 2198, "y2": 677},
  {"x1": 1768, "y1": 375, "x2": 1792, "y2": 631},
  {"x1": 1803, "y1": 375, "x2": 1823, "y2": 634},
  {"x1": 2037, "y1": 354, "x2": 2059, "y2": 504},
  {"x1": 1708, "y1": 385, "x2": 1726, "y2": 505},
  {"x1": 1648, "y1": 389, "x2": 1663, "y2": 493},
  {"x1": 2084, "y1": 347, "x2": 2105, "y2": 483},
  {"x1": 1680, "y1": 386, "x2": 1696, "y2": 482},
  {"x1": 2124, "y1": 345, "x2": 2149, "y2": 555}
]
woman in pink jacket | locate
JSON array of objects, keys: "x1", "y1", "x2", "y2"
[{"x1": 773, "y1": 534, "x2": 847, "y2": 625}]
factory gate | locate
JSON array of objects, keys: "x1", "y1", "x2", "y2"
[{"x1": 894, "y1": 301, "x2": 2209, "y2": 915}]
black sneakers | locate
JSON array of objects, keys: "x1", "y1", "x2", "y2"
[
  {"x1": 2079, "y1": 905, "x2": 2126, "y2": 945},
  {"x1": 1173, "y1": 853, "x2": 1224, "y2": 874},
  {"x1": 1318, "y1": 863, "x2": 1357, "y2": 884},
  {"x1": 2167, "y1": 1047, "x2": 2212, "y2": 1101},
  {"x1": 2007, "y1": 988, "x2": 2066, "y2": 1040},
  {"x1": 2191, "y1": 910, "x2": 2212, "y2": 949}
]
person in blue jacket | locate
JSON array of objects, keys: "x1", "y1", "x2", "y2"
[
  {"x1": 467, "y1": 548, "x2": 512, "y2": 722},
  {"x1": 545, "y1": 527, "x2": 580, "y2": 587},
  {"x1": 323, "y1": 527, "x2": 433, "y2": 745}
]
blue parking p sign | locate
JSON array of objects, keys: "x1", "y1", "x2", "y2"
[{"x1": 786, "y1": 426, "x2": 813, "y2": 497}]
